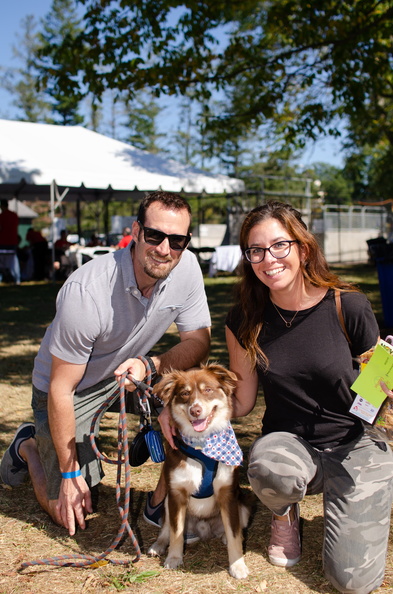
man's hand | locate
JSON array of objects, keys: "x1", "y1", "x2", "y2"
[
  {"x1": 56, "y1": 475, "x2": 93, "y2": 536},
  {"x1": 114, "y1": 358, "x2": 147, "y2": 391}
]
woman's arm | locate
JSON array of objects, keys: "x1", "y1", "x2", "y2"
[{"x1": 226, "y1": 325, "x2": 259, "y2": 417}]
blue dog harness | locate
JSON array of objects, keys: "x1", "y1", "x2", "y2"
[
  {"x1": 174, "y1": 423, "x2": 243, "y2": 499},
  {"x1": 174, "y1": 437, "x2": 218, "y2": 498}
]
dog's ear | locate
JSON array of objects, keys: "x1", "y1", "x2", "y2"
[
  {"x1": 204, "y1": 363, "x2": 237, "y2": 396},
  {"x1": 152, "y1": 371, "x2": 181, "y2": 405}
]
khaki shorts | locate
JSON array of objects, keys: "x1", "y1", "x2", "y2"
[{"x1": 32, "y1": 378, "x2": 122, "y2": 500}]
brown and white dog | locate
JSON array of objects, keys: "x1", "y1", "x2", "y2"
[{"x1": 147, "y1": 363, "x2": 250, "y2": 579}]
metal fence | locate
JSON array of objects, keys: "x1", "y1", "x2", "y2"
[{"x1": 316, "y1": 205, "x2": 387, "y2": 233}]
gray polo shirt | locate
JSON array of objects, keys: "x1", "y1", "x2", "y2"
[{"x1": 32, "y1": 245, "x2": 211, "y2": 393}]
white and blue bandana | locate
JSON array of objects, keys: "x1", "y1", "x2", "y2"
[{"x1": 180, "y1": 422, "x2": 243, "y2": 466}]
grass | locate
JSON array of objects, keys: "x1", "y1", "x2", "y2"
[
  {"x1": 0, "y1": 263, "x2": 386, "y2": 371},
  {"x1": 329, "y1": 263, "x2": 384, "y2": 324},
  {"x1": 0, "y1": 263, "x2": 392, "y2": 594}
]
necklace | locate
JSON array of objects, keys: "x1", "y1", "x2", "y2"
[{"x1": 272, "y1": 301, "x2": 300, "y2": 328}]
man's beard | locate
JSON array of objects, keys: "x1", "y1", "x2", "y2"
[{"x1": 143, "y1": 252, "x2": 177, "y2": 279}]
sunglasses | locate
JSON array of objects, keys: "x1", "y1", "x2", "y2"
[{"x1": 138, "y1": 221, "x2": 191, "y2": 251}]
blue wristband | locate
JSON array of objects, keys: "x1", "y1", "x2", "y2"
[{"x1": 61, "y1": 469, "x2": 82, "y2": 479}]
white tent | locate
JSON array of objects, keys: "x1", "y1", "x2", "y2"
[
  {"x1": 7, "y1": 197, "x2": 38, "y2": 219},
  {"x1": 0, "y1": 119, "x2": 244, "y2": 202}
]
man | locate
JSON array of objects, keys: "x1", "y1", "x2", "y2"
[
  {"x1": 0, "y1": 199, "x2": 20, "y2": 284},
  {"x1": 54, "y1": 230, "x2": 72, "y2": 279},
  {"x1": 0, "y1": 191, "x2": 211, "y2": 537},
  {"x1": 26, "y1": 227, "x2": 49, "y2": 281},
  {"x1": 116, "y1": 226, "x2": 132, "y2": 249},
  {"x1": 0, "y1": 199, "x2": 18, "y2": 247}
]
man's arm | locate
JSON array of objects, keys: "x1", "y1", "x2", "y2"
[
  {"x1": 114, "y1": 326, "x2": 211, "y2": 384},
  {"x1": 152, "y1": 327, "x2": 211, "y2": 446},
  {"x1": 114, "y1": 327, "x2": 211, "y2": 447},
  {"x1": 48, "y1": 355, "x2": 92, "y2": 536},
  {"x1": 151, "y1": 327, "x2": 211, "y2": 374}
]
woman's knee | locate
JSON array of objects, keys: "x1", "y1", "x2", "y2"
[
  {"x1": 247, "y1": 434, "x2": 312, "y2": 503},
  {"x1": 247, "y1": 458, "x2": 307, "y2": 500}
]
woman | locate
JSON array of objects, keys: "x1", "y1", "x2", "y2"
[{"x1": 226, "y1": 201, "x2": 393, "y2": 594}]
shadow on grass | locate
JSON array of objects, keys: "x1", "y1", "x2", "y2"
[
  {"x1": 0, "y1": 282, "x2": 60, "y2": 345},
  {"x1": 0, "y1": 263, "x2": 386, "y2": 375}
]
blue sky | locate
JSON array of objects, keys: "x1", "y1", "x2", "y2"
[
  {"x1": 0, "y1": 0, "x2": 53, "y2": 120},
  {"x1": 0, "y1": 0, "x2": 345, "y2": 168}
]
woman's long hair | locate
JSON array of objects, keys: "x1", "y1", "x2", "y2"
[{"x1": 235, "y1": 201, "x2": 357, "y2": 368}]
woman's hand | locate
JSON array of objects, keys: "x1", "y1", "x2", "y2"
[
  {"x1": 158, "y1": 406, "x2": 177, "y2": 449},
  {"x1": 380, "y1": 380, "x2": 393, "y2": 399}
]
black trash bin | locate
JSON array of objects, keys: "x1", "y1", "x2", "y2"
[{"x1": 367, "y1": 236, "x2": 387, "y2": 264}]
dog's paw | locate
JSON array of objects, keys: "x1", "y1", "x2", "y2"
[
  {"x1": 147, "y1": 541, "x2": 166, "y2": 557},
  {"x1": 229, "y1": 558, "x2": 249, "y2": 580},
  {"x1": 164, "y1": 554, "x2": 183, "y2": 570}
]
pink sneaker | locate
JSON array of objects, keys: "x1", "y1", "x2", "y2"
[{"x1": 268, "y1": 503, "x2": 301, "y2": 567}]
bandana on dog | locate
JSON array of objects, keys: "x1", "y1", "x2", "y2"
[{"x1": 180, "y1": 422, "x2": 243, "y2": 466}]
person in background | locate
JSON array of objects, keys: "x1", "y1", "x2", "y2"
[
  {"x1": 0, "y1": 191, "x2": 211, "y2": 541},
  {"x1": 26, "y1": 227, "x2": 49, "y2": 280},
  {"x1": 17, "y1": 234, "x2": 34, "y2": 282},
  {"x1": 54, "y1": 230, "x2": 71, "y2": 254},
  {"x1": 0, "y1": 199, "x2": 18, "y2": 248},
  {"x1": 116, "y1": 226, "x2": 132, "y2": 249},
  {"x1": 86, "y1": 233, "x2": 103, "y2": 247},
  {"x1": 54, "y1": 230, "x2": 72, "y2": 280},
  {"x1": 0, "y1": 199, "x2": 20, "y2": 284},
  {"x1": 225, "y1": 201, "x2": 393, "y2": 594}
]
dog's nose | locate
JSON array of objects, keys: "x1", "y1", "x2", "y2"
[{"x1": 190, "y1": 404, "x2": 202, "y2": 418}]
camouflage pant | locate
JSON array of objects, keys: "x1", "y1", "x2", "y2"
[{"x1": 247, "y1": 430, "x2": 393, "y2": 594}]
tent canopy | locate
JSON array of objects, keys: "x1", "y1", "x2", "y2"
[
  {"x1": 7, "y1": 197, "x2": 38, "y2": 219},
  {"x1": 0, "y1": 119, "x2": 245, "y2": 203}
]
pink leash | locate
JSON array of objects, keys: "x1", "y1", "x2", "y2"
[{"x1": 20, "y1": 359, "x2": 155, "y2": 569}]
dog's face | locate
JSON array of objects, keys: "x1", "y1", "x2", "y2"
[{"x1": 153, "y1": 363, "x2": 237, "y2": 439}]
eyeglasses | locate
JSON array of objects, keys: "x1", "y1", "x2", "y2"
[
  {"x1": 138, "y1": 221, "x2": 191, "y2": 251},
  {"x1": 244, "y1": 240, "x2": 298, "y2": 263}
]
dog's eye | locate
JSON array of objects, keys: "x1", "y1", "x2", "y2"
[
  {"x1": 203, "y1": 387, "x2": 214, "y2": 394},
  {"x1": 179, "y1": 389, "x2": 190, "y2": 398}
]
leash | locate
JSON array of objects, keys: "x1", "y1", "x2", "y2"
[{"x1": 20, "y1": 356, "x2": 157, "y2": 570}]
